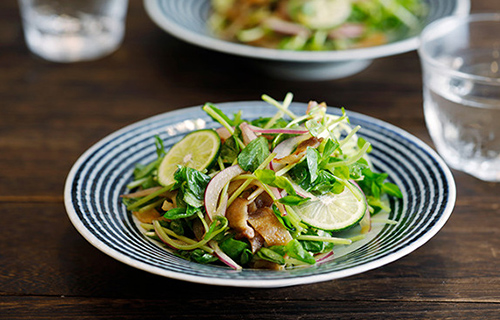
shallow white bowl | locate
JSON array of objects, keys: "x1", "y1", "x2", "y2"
[{"x1": 144, "y1": 0, "x2": 470, "y2": 80}]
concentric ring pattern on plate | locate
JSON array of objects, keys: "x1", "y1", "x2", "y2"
[
  {"x1": 64, "y1": 102, "x2": 456, "y2": 288},
  {"x1": 143, "y1": 0, "x2": 470, "y2": 62}
]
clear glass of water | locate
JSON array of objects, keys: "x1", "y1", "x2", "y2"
[
  {"x1": 18, "y1": 0, "x2": 128, "y2": 63},
  {"x1": 418, "y1": 13, "x2": 500, "y2": 182}
]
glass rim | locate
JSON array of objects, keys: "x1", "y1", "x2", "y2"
[{"x1": 418, "y1": 12, "x2": 500, "y2": 84}]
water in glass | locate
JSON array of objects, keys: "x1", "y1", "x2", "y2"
[{"x1": 424, "y1": 54, "x2": 500, "y2": 181}]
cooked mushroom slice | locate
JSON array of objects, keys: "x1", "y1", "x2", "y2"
[
  {"x1": 253, "y1": 191, "x2": 273, "y2": 210},
  {"x1": 132, "y1": 208, "x2": 163, "y2": 224},
  {"x1": 248, "y1": 207, "x2": 292, "y2": 247},
  {"x1": 248, "y1": 233, "x2": 265, "y2": 253},
  {"x1": 226, "y1": 197, "x2": 255, "y2": 239},
  {"x1": 248, "y1": 189, "x2": 273, "y2": 214}
]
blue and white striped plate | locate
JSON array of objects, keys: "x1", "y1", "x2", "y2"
[{"x1": 64, "y1": 102, "x2": 456, "y2": 288}]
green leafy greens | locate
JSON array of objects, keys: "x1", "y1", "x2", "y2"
[{"x1": 122, "y1": 93, "x2": 403, "y2": 271}]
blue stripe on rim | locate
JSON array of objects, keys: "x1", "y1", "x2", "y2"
[{"x1": 65, "y1": 101, "x2": 455, "y2": 286}]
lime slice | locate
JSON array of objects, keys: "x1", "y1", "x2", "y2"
[
  {"x1": 157, "y1": 129, "x2": 221, "y2": 186},
  {"x1": 293, "y1": 184, "x2": 367, "y2": 231},
  {"x1": 289, "y1": 0, "x2": 352, "y2": 30}
]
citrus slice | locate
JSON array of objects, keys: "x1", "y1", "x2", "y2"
[
  {"x1": 293, "y1": 183, "x2": 367, "y2": 231},
  {"x1": 289, "y1": 0, "x2": 352, "y2": 30},
  {"x1": 157, "y1": 129, "x2": 221, "y2": 186}
]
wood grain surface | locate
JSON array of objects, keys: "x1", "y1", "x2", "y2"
[{"x1": 1, "y1": 0, "x2": 499, "y2": 319}]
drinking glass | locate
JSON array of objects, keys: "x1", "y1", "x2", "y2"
[
  {"x1": 18, "y1": 0, "x2": 128, "y2": 63},
  {"x1": 419, "y1": 13, "x2": 500, "y2": 182}
]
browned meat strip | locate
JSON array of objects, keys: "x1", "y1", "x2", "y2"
[
  {"x1": 273, "y1": 136, "x2": 323, "y2": 165},
  {"x1": 248, "y1": 233, "x2": 265, "y2": 253},
  {"x1": 248, "y1": 207, "x2": 292, "y2": 247},
  {"x1": 226, "y1": 198, "x2": 255, "y2": 239}
]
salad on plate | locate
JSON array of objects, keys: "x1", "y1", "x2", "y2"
[
  {"x1": 121, "y1": 94, "x2": 402, "y2": 270},
  {"x1": 208, "y1": 0, "x2": 428, "y2": 51}
]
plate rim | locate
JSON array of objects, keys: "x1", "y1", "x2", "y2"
[
  {"x1": 143, "y1": 0, "x2": 471, "y2": 63},
  {"x1": 64, "y1": 101, "x2": 456, "y2": 288}
]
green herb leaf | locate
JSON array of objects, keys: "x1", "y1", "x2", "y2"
[
  {"x1": 299, "y1": 229, "x2": 334, "y2": 253},
  {"x1": 272, "y1": 204, "x2": 296, "y2": 232},
  {"x1": 257, "y1": 247, "x2": 286, "y2": 265},
  {"x1": 357, "y1": 137, "x2": 373, "y2": 153},
  {"x1": 154, "y1": 135, "x2": 166, "y2": 157},
  {"x1": 254, "y1": 169, "x2": 296, "y2": 196},
  {"x1": 232, "y1": 110, "x2": 244, "y2": 127},
  {"x1": 348, "y1": 160, "x2": 369, "y2": 180},
  {"x1": 204, "y1": 103, "x2": 236, "y2": 126},
  {"x1": 371, "y1": 182, "x2": 381, "y2": 199},
  {"x1": 267, "y1": 245, "x2": 287, "y2": 256},
  {"x1": 306, "y1": 147, "x2": 319, "y2": 183},
  {"x1": 169, "y1": 220, "x2": 185, "y2": 235},
  {"x1": 219, "y1": 236, "x2": 253, "y2": 265},
  {"x1": 133, "y1": 157, "x2": 162, "y2": 181},
  {"x1": 204, "y1": 216, "x2": 229, "y2": 241},
  {"x1": 251, "y1": 117, "x2": 288, "y2": 129},
  {"x1": 321, "y1": 139, "x2": 339, "y2": 161},
  {"x1": 177, "y1": 249, "x2": 218, "y2": 264},
  {"x1": 291, "y1": 166, "x2": 339, "y2": 196},
  {"x1": 357, "y1": 167, "x2": 402, "y2": 212},
  {"x1": 254, "y1": 168, "x2": 276, "y2": 185},
  {"x1": 163, "y1": 207, "x2": 196, "y2": 220},
  {"x1": 240, "y1": 249, "x2": 253, "y2": 265},
  {"x1": 278, "y1": 195, "x2": 310, "y2": 206},
  {"x1": 220, "y1": 136, "x2": 240, "y2": 164},
  {"x1": 274, "y1": 176, "x2": 297, "y2": 195},
  {"x1": 330, "y1": 180, "x2": 345, "y2": 194},
  {"x1": 382, "y1": 182, "x2": 403, "y2": 198},
  {"x1": 286, "y1": 239, "x2": 316, "y2": 265},
  {"x1": 333, "y1": 165, "x2": 350, "y2": 180},
  {"x1": 237, "y1": 136, "x2": 270, "y2": 172},
  {"x1": 173, "y1": 166, "x2": 211, "y2": 209}
]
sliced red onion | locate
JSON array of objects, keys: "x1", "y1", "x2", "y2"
[
  {"x1": 215, "y1": 193, "x2": 228, "y2": 218},
  {"x1": 288, "y1": 180, "x2": 318, "y2": 201},
  {"x1": 248, "y1": 125, "x2": 309, "y2": 135},
  {"x1": 264, "y1": 17, "x2": 311, "y2": 36},
  {"x1": 315, "y1": 251, "x2": 334, "y2": 264},
  {"x1": 239, "y1": 122, "x2": 258, "y2": 145},
  {"x1": 205, "y1": 165, "x2": 245, "y2": 221},
  {"x1": 215, "y1": 126, "x2": 233, "y2": 142},
  {"x1": 329, "y1": 23, "x2": 365, "y2": 39},
  {"x1": 270, "y1": 186, "x2": 287, "y2": 216}
]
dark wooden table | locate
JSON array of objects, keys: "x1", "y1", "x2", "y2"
[{"x1": 1, "y1": 0, "x2": 499, "y2": 319}]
